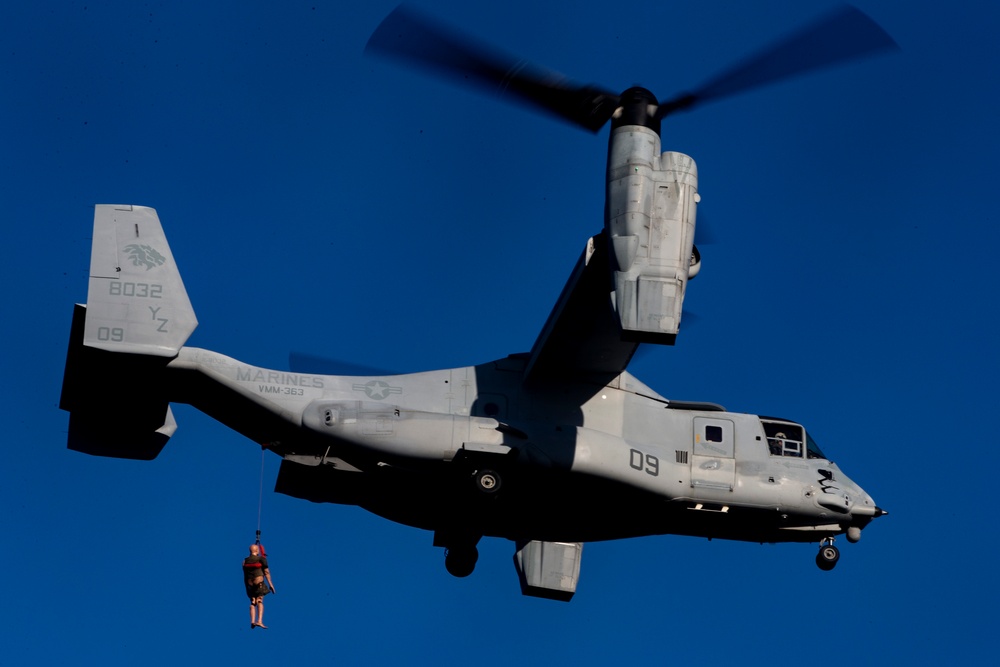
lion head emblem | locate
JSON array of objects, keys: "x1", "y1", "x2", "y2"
[{"x1": 123, "y1": 244, "x2": 167, "y2": 271}]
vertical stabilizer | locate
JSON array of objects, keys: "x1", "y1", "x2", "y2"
[{"x1": 84, "y1": 205, "x2": 197, "y2": 356}]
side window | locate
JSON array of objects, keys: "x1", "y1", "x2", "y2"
[{"x1": 693, "y1": 418, "x2": 735, "y2": 458}]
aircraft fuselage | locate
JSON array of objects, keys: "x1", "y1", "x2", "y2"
[{"x1": 165, "y1": 347, "x2": 880, "y2": 547}]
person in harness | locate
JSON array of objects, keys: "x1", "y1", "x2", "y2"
[{"x1": 243, "y1": 543, "x2": 276, "y2": 629}]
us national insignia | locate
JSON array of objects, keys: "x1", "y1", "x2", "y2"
[{"x1": 353, "y1": 380, "x2": 403, "y2": 400}]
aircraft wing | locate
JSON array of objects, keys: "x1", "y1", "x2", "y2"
[{"x1": 522, "y1": 233, "x2": 638, "y2": 387}]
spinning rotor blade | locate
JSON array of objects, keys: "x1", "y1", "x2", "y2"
[
  {"x1": 365, "y1": 5, "x2": 620, "y2": 132},
  {"x1": 368, "y1": 5, "x2": 896, "y2": 132},
  {"x1": 657, "y1": 5, "x2": 898, "y2": 118}
]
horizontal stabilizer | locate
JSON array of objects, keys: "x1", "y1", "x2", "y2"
[
  {"x1": 67, "y1": 407, "x2": 175, "y2": 461},
  {"x1": 61, "y1": 303, "x2": 177, "y2": 459}
]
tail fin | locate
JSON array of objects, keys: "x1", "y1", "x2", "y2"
[
  {"x1": 84, "y1": 205, "x2": 197, "y2": 356},
  {"x1": 60, "y1": 205, "x2": 196, "y2": 460}
]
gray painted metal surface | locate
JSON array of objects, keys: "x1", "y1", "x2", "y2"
[
  {"x1": 58, "y1": 4, "x2": 899, "y2": 598},
  {"x1": 607, "y1": 129, "x2": 698, "y2": 343},
  {"x1": 514, "y1": 541, "x2": 583, "y2": 601},
  {"x1": 84, "y1": 205, "x2": 197, "y2": 356},
  {"x1": 61, "y1": 187, "x2": 882, "y2": 598}
]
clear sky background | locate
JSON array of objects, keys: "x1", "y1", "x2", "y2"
[{"x1": 3, "y1": 0, "x2": 998, "y2": 664}]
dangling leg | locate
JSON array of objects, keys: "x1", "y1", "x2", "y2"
[
  {"x1": 256, "y1": 599, "x2": 267, "y2": 629},
  {"x1": 249, "y1": 597, "x2": 258, "y2": 628}
]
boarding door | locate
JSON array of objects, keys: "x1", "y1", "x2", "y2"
[{"x1": 691, "y1": 417, "x2": 736, "y2": 492}]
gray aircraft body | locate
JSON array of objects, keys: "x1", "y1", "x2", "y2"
[{"x1": 60, "y1": 6, "x2": 892, "y2": 600}]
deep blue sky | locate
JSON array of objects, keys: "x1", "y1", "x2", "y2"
[{"x1": 3, "y1": 1, "x2": 998, "y2": 664}]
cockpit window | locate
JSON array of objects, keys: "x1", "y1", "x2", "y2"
[
  {"x1": 806, "y1": 432, "x2": 828, "y2": 460},
  {"x1": 761, "y1": 420, "x2": 804, "y2": 458}
]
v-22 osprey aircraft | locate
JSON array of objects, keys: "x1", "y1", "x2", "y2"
[{"x1": 60, "y1": 5, "x2": 892, "y2": 600}]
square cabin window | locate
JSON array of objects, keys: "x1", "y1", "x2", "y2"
[{"x1": 705, "y1": 425, "x2": 723, "y2": 442}]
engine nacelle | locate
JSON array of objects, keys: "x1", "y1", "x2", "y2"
[{"x1": 606, "y1": 126, "x2": 699, "y2": 344}]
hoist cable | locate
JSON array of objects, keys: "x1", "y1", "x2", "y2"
[{"x1": 256, "y1": 444, "x2": 266, "y2": 539}]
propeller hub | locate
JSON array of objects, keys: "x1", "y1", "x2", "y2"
[{"x1": 611, "y1": 87, "x2": 661, "y2": 135}]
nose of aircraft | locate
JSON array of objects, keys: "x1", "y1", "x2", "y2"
[
  {"x1": 851, "y1": 497, "x2": 886, "y2": 519},
  {"x1": 844, "y1": 490, "x2": 886, "y2": 542},
  {"x1": 847, "y1": 479, "x2": 885, "y2": 520},
  {"x1": 847, "y1": 504, "x2": 888, "y2": 543}
]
